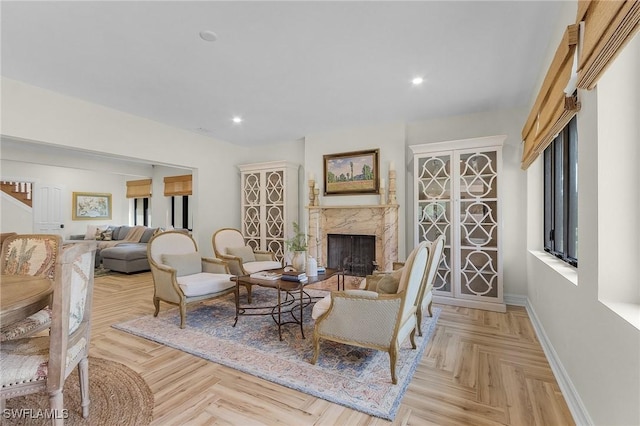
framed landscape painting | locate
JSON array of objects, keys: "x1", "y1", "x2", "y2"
[
  {"x1": 324, "y1": 149, "x2": 379, "y2": 195},
  {"x1": 72, "y1": 192, "x2": 112, "y2": 220}
]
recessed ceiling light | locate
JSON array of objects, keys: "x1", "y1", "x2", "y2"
[
  {"x1": 412, "y1": 77, "x2": 424, "y2": 85},
  {"x1": 232, "y1": 116, "x2": 243, "y2": 124},
  {"x1": 199, "y1": 30, "x2": 218, "y2": 42}
]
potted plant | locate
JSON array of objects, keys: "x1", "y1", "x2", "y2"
[{"x1": 285, "y1": 221, "x2": 308, "y2": 272}]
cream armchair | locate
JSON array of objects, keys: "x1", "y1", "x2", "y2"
[
  {"x1": 212, "y1": 228, "x2": 282, "y2": 276},
  {"x1": 148, "y1": 231, "x2": 236, "y2": 328},
  {"x1": 415, "y1": 235, "x2": 445, "y2": 335},
  {"x1": 311, "y1": 241, "x2": 429, "y2": 384}
]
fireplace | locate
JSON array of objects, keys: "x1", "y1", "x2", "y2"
[
  {"x1": 307, "y1": 204, "x2": 399, "y2": 272},
  {"x1": 327, "y1": 234, "x2": 376, "y2": 276}
]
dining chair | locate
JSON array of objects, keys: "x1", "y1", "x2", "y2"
[
  {"x1": 0, "y1": 240, "x2": 97, "y2": 424},
  {"x1": 0, "y1": 234, "x2": 62, "y2": 342},
  {"x1": 415, "y1": 235, "x2": 445, "y2": 336}
]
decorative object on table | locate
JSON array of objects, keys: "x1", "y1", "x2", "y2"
[
  {"x1": 323, "y1": 149, "x2": 379, "y2": 195},
  {"x1": 113, "y1": 285, "x2": 440, "y2": 421},
  {"x1": 280, "y1": 270, "x2": 308, "y2": 282},
  {"x1": 313, "y1": 187, "x2": 320, "y2": 205},
  {"x1": 3, "y1": 357, "x2": 154, "y2": 426},
  {"x1": 249, "y1": 271, "x2": 282, "y2": 281},
  {"x1": 306, "y1": 255, "x2": 318, "y2": 277},
  {"x1": 285, "y1": 221, "x2": 308, "y2": 272},
  {"x1": 308, "y1": 177, "x2": 316, "y2": 206},
  {"x1": 72, "y1": 192, "x2": 112, "y2": 220}
]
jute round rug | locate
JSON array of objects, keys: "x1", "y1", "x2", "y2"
[{"x1": 4, "y1": 357, "x2": 153, "y2": 425}]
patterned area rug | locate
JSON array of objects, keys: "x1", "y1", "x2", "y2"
[{"x1": 113, "y1": 287, "x2": 440, "y2": 420}]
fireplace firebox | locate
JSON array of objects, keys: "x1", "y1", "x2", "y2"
[{"x1": 327, "y1": 234, "x2": 376, "y2": 276}]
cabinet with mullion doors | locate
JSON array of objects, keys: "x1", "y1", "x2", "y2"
[
  {"x1": 411, "y1": 135, "x2": 506, "y2": 312},
  {"x1": 238, "y1": 161, "x2": 299, "y2": 263}
]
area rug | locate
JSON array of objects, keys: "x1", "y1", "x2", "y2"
[
  {"x1": 3, "y1": 357, "x2": 153, "y2": 425},
  {"x1": 113, "y1": 287, "x2": 440, "y2": 421}
]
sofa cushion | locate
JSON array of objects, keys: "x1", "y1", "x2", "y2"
[
  {"x1": 161, "y1": 252, "x2": 202, "y2": 277},
  {"x1": 101, "y1": 245, "x2": 148, "y2": 261},
  {"x1": 376, "y1": 274, "x2": 400, "y2": 294},
  {"x1": 139, "y1": 228, "x2": 156, "y2": 243},
  {"x1": 176, "y1": 273, "x2": 235, "y2": 297},
  {"x1": 113, "y1": 226, "x2": 131, "y2": 241},
  {"x1": 226, "y1": 246, "x2": 256, "y2": 263}
]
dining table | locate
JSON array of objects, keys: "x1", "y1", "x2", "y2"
[{"x1": 1, "y1": 274, "x2": 53, "y2": 327}]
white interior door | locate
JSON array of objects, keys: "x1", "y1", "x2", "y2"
[{"x1": 33, "y1": 184, "x2": 64, "y2": 235}]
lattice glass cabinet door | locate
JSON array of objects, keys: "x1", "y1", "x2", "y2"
[
  {"x1": 411, "y1": 136, "x2": 505, "y2": 312},
  {"x1": 239, "y1": 161, "x2": 299, "y2": 263}
]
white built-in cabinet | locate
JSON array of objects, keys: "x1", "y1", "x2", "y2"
[
  {"x1": 238, "y1": 161, "x2": 299, "y2": 263},
  {"x1": 410, "y1": 135, "x2": 506, "y2": 312}
]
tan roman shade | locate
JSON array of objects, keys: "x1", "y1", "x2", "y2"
[
  {"x1": 164, "y1": 174, "x2": 192, "y2": 196},
  {"x1": 521, "y1": 24, "x2": 581, "y2": 170},
  {"x1": 576, "y1": 0, "x2": 640, "y2": 90},
  {"x1": 126, "y1": 179, "x2": 152, "y2": 198}
]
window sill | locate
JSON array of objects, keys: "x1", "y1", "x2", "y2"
[
  {"x1": 529, "y1": 250, "x2": 578, "y2": 286},
  {"x1": 600, "y1": 300, "x2": 640, "y2": 331}
]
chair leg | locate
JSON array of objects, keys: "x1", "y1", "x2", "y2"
[
  {"x1": 417, "y1": 309, "x2": 423, "y2": 336},
  {"x1": 179, "y1": 303, "x2": 187, "y2": 329},
  {"x1": 389, "y1": 346, "x2": 398, "y2": 385},
  {"x1": 153, "y1": 297, "x2": 160, "y2": 317},
  {"x1": 311, "y1": 336, "x2": 320, "y2": 364},
  {"x1": 78, "y1": 357, "x2": 90, "y2": 418},
  {"x1": 245, "y1": 283, "x2": 252, "y2": 304},
  {"x1": 410, "y1": 327, "x2": 417, "y2": 349},
  {"x1": 428, "y1": 301, "x2": 433, "y2": 317},
  {"x1": 49, "y1": 389, "x2": 64, "y2": 426}
]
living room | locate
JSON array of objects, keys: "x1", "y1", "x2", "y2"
[{"x1": 2, "y1": 1, "x2": 639, "y2": 425}]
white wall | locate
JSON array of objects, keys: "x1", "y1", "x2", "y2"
[
  {"x1": 524, "y1": 24, "x2": 640, "y2": 426},
  {"x1": 1, "y1": 77, "x2": 248, "y2": 257},
  {"x1": 304, "y1": 122, "x2": 407, "y2": 258},
  {"x1": 0, "y1": 158, "x2": 142, "y2": 237},
  {"x1": 406, "y1": 108, "x2": 528, "y2": 297}
]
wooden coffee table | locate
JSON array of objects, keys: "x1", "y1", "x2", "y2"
[{"x1": 232, "y1": 268, "x2": 342, "y2": 341}]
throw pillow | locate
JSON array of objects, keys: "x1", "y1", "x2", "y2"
[
  {"x1": 376, "y1": 274, "x2": 401, "y2": 294},
  {"x1": 101, "y1": 229, "x2": 113, "y2": 241},
  {"x1": 161, "y1": 252, "x2": 202, "y2": 276},
  {"x1": 226, "y1": 246, "x2": 256, "y2": 263}
]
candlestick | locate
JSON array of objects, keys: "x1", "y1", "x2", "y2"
[
  {"x1": 390, "y1": 161, "x2": 395, "y2": 171},
  {"x1": 313, "y1": 188, "x2": 319, "y2": 206},
  {"x1": 308, "y1": 179, "x2": 316, "y2": 206},
  {"x1": 308, "y1": 172, "x2": 315, "y2": 181},
  {"x1": 388, "y1": 169, "x2": 397, "y2": 204}
]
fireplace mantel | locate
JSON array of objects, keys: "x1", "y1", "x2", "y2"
[{"x1": 306, "y1": 204, "x2": 399, "y2": 271}]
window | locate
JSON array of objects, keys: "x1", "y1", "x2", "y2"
[
  {"x1": 133, "y1": 197, "x2": 150, "y2": 226},
  {"x1": 543, "y1": 115, "x2": 578, "y2": 266},
  {"x1": 170, "y1": 195, "x2": 192, "y2": 231}
]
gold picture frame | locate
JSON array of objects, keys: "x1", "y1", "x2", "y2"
[
  {"x1": 72, "y1": 192, "x2": 112, "y2": 220},
  {"x1": 323, "y1": 149, "x2": 380, "y2": 195}
]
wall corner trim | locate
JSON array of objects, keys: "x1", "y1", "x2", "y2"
[{"x1": 525, "y1": 298, "x2": 594, "y2": 426}]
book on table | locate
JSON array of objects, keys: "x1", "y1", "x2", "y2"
[
  {"x1": 280, "y1": 271, "x2": 307, "y2": 282},
  {"x1": 249, "y1": 271, "x2": 282, "y2": 281}
]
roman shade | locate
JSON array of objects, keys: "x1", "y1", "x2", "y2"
[
  {"x1": 521, "y1": 24, "x2": 580, "y2": 170},
  {"x1": 163, "y1": 175, "x2": 192, "y2": 196},
  {"x1": 126, "y1": 179, "x2": 152, "y2": 198},
  {"x1": 576, "y1": 0, "x2": 640, "y2": 90}
]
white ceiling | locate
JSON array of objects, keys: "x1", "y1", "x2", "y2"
[{"x1": 1, "y1": 1, "x2": 564, "y2": 147}]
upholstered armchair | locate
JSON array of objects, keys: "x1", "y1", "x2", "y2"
[
  {"x1": 1, "y1": 240, "x2": 97, "y2": 424},
  {"x1": 0, "y1": 234, "x2": 62, "y2": 342},
  {"x1": 148, "y1": 231, "x2": 236, "y2": 328},
  {"x1": 311, "y1": 241, "x2": 429, "y2": 384},
  {"x1": 212, "y1": 228, "x2": 282, "y2": 276},
  {"x1": 415, "y1": 235, "x2": 445, "y2": 335}
]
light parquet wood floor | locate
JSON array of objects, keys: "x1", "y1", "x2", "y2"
[{"x1": 89, "y1": 272, "x2": 574, "y2": 425}]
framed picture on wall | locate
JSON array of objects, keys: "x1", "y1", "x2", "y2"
[
  {"x1": 72, "y1": 192, "x2": 112, "y2": 220},
  {"x1": 323, "y1": 149, "x2": 379, "y2": 195}
]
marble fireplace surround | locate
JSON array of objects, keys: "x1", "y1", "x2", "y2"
[{"x1": 307, "y1": 204, "x2": 399, "y2": 272}]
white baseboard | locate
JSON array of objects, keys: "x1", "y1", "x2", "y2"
[
  {"x1": 504, "y1": 293, "x2": 527, "y2": 306},
  {"x1": 525, "y1": 299, "x2": 593, "y2": 426}
]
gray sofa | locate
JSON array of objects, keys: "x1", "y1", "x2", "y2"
[{"x1": 69, "y1": 225, "x2": 157, "y2": 274}]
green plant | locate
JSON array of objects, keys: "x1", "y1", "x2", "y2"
[{"x1": 285, "y1": 221, "x2": 308, "y2": 252}]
